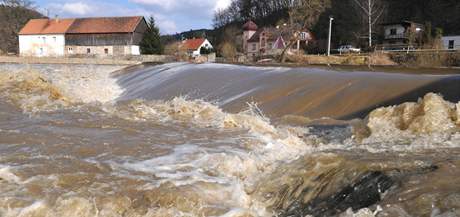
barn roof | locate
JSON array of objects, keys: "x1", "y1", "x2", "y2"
[
  {"x1": 19, "y1": 16, "x2": 144, "y2": 35},
  {"x1": 182, "y1": 38, "x2": 206, "y2": 50},
  {"x1": 66, "y1": 16, "x2": 144, "y2": 34}
]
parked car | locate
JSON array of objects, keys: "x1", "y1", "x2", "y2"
[{"x1": 338, "y1": 45, "x2": 361, "y2": 53}]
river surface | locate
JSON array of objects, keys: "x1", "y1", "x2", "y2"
[{"x1": 1, "y1": 63, "x2": 460, "y2": 217}]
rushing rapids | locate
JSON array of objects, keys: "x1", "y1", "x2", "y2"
[{"x1": 0, "y1": 63, "x2": 460, "y2": 217}]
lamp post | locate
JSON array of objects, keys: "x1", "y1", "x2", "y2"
[{"x1": 327, "y1": 16, "x2": 334, "y2": 56}]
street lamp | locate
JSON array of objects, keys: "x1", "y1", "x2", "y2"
[{"x1": 327, "y1": 16, "x2": 334, "y2": 56}]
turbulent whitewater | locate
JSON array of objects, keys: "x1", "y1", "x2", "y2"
[{"x1": 1, "y1": 63, "x2": 460, "y2": 217}]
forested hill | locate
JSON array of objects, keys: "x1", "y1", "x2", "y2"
[
  {"x1": 211, "y1": 0, "x2": 460, "y2": 50},
  {"x1": 0, "y1": 1, "x2": 44, "y2": 54}
]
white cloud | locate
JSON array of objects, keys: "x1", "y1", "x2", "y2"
[
  {"x1": 130, "y1": 0, "x2": 176, "y2": 9},
  {"x1": 61, "y1": 2, "x2": 92, "y2": 15},
  {"x1": 130, "y1": 0, "x2": 231, "y2": 13},
  {"x1": 214, "y1": 0, "x2": 231, "y2": 11}
]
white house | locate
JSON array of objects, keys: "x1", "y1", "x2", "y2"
[
  {"x1": 181, "y1": 38, "x2": 213, "y2": 57},
  {"x1": 18, "y1": 16, "x2": 147, "y2": 57},
  {"x1": 442, "y1": 36, "x2": 460, "y2": 50},
  {"x1": 18, "y1": 19, "x2": 73, "y2": 57}
]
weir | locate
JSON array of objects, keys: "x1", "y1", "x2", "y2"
[{"x1": 117, "y1": 63, "x2": 460, "y2": 120}]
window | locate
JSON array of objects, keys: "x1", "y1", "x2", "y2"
[
  {"x1": 252, "y1": 43, "x2": 256, "y2": 51},
  {"x1": 268, "y1": 43, "x2": 273, "y2": 48},
  {"x1": 87, "y1": 48, "x2": 91, "y2": 54},
  {"x1": 42, "y1": 37, "x2": 46, "y2": 43},
  {"x1": 104, "y1": 48, "x2": 109, "y2": 54},
  {"x1": 390, "y1": 28, "x2": 397, "y2": 35},
  {"x1": 448, "y1": 40, "x2": 455, "y2": 49},
  {"x1": 53, "y1": 37, "x2": 57, "y2": 42}
]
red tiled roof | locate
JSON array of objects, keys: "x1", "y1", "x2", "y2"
[
  {"x1": 19, "y1": 18, "x2": 75, "y2": 35},
  {"x1": 243, "y1": 21, "x2": 258, "y2": 31},
  {"x1": 182, "y1": 38, "x2": 206, "y2": 50},
  {"x1": 19, "y1": 16, "x2": 144, "y2": 35},
  {"x1": 66, "y1": 16, "x2": 143, "y2": 34}
]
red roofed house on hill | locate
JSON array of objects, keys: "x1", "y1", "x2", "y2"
[
  {"x1": 180, "y1": 38, "x2": 213, "y2": 58},
  {"x1": 18, "y1": 16, "x2": 147, "y2": 57}
]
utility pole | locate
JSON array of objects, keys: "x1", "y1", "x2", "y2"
[
  {"x1": 327, "y1": 16, "x2": 334, "y2": 56},
  {"x1": 368, "y1": 0, "x2": 372, "y2": 47}
]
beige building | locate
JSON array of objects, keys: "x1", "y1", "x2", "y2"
[{"x1": 19, "y1": 16, "x2": 147, "y2": 57}]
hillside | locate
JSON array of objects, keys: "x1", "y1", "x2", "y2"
[{"x1": 0, "y1": 3, "x2": 43, "y2": 54}]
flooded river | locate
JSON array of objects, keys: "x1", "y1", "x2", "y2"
[{"x1": 0, "y1": 63, "x2": 460, "y2": 217}]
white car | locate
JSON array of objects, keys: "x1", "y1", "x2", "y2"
[{"x1": 338, "y1": 45, "x2": 361, "y2": 53}]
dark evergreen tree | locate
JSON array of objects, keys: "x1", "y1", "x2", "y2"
[{"x1": 140, "y1": 16, "x2": 163, "y2": 55}]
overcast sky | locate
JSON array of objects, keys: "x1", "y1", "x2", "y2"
[{"x1": 33, "y1": 0, "x2": 232, "y2": 34}]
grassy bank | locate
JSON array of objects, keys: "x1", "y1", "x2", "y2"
[
  {"x1": 389, "y1": 51, "x2": 460, "y2": 68},
  {"x1": 286, "y1": 53, "x2": 397, "y2": 66}
]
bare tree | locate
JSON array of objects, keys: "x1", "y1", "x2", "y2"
[
  {"x1": 279, "y1": 0, "x2": 331, "y2": 62},
  {"x1": 352, "y1": 0, "x2": 385, "y2": 48}
]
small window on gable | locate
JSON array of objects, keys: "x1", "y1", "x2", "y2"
[
  {"x1": 252, "y1": 43, "x2": 256, "y2": 51},
  {"x1": 390, "y1": 28, "x2": 397, "y2": 35}
]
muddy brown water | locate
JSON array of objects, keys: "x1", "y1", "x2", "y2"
[{"x1": 0, "y1": 63, "x2": 460, "y2": 217}]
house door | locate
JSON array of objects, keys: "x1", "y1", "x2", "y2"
[{"x1": 448, "y1": 40, "x2": 454, "y2": 49}]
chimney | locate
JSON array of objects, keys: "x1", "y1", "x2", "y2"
[{"x1": 55, "y1": 15, "x2": 59, "y2": 23}]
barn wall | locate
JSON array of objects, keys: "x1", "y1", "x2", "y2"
[
  {"x1": 132, "y1": 19, "x2": 148, "y2": 45},
  {"x1": 65, "y1": 33, "x2": 135, "y2": 46}
]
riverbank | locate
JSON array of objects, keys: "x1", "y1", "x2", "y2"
[
  {"x1": 222, "y1": 52, "x2": 460, "y2": 74},
  {"x1": 0, "y1": 55, "x2": 174, "y2": 65}
]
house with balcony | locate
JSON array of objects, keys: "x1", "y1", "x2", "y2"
[{"x1": 380, "y1": 21, "x2": 424, "y2": 50}]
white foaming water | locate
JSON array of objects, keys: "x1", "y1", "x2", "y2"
[
  {"x1": 0, "y1": 65, "x2": 124, "y2": 113},
  {"x1": 104, "y1": 97, "x2": 315, "y2": 216},
  {"x1": 361, "y1": 93, "x2": 460, "y2": 152},
  {"x1": 0, "y1": 165, "x2": 21, "y2": 184}
]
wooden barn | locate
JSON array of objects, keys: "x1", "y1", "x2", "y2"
[{"x1": 18, "y1": 16, "x2": 147, "y2": 57}]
